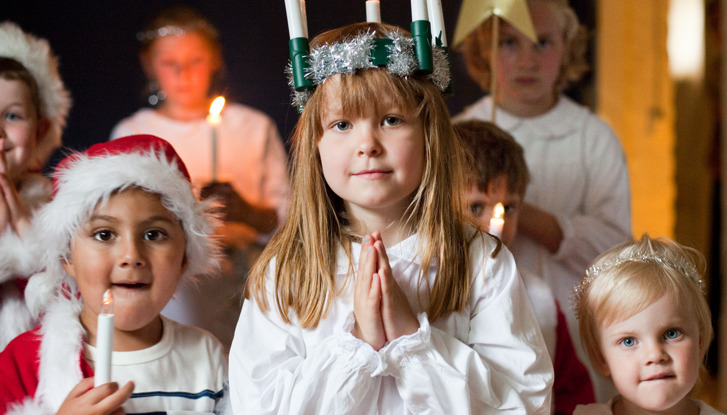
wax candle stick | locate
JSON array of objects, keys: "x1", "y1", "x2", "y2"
[
  {"x1": 299, "y1": 0, "x2": 309, "y2": 39},
  {"x1": 207, "y1": 96, "x2": 225, "y2": 183},
  {"x1": 489, "y1": 202, "x2": 505, "y2": 238},
  {"x1": 95, "y1": 289, "x2": 114, "y2": 387},
  {"x1": 427, "y1": 0, "x2": 447, "y2": 46},
  {"x1": 285, "y1": 0, "x2": 306, "y2": 39},
  {"x1": 366, "y1": 0, "x2": 381, "y2": 23},
  {"x1": 411, "y1": 0, "x2": 428, "y2": 21}
]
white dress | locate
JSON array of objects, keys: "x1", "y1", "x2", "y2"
[
  {"x1": 455, "y1": 95, "x2": 631, "y2": 401},
  {"x1": 110, "y1": 104, "x2": 291, "y2": 351},
  {"x1": 229, "y1": 230, "x2": 554, "y2": 414}
]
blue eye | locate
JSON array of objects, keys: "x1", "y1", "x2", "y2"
[
  {"x1": 333, "y1": 121, "x2": 351, "y2": 132},
  {"x1": 383, "y1": 116, "x2": 401, "y2": 126},
  {"x1": 4, "y1": 112, "x2": 22, "y2": 121},
  {"x1": 621, "y1": 337, "x2": 636, "y2": 348},
  {"x1": 469, "y1": 203, "x2": 484, "y2": 217},
  {"x1": 665, "y1": 329, "x2": 681, "y2": 340}
]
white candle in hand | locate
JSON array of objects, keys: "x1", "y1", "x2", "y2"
[
  {"x1": 95, "y1": 289, "x2": 114, "y2": 387},
  {"x1": 489, "y1": 202, "x2": 505, "y2": 239},
  {"x1": 207, "y1": 96, "x2": 225, "y2": 183}
]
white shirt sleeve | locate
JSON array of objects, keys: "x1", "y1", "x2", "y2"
[
  {"x1": 379, "y1": 243, "x2": 553, "y2": 414},
  {"x1": 229, "y1": 294, "x2": 384, "y2": 414}
]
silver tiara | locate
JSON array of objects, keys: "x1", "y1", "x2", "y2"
[
  {"x1": 572, "y1": 251, "x2": 705, "y2": 313},
  {"x1": 287, "y1": 30, "x2": 451, "y2": 109},
  {"x1": 136, "y1": 22, "x2": 211, "y2": 43}
]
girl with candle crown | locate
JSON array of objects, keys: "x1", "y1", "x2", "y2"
[
  {"x1": 0, "y1": 135, "x2": 230, "y2": 415},
  {"x1": 0, "y1": 21, "x2": 71, "y2": 350},
  {"x1": 573, "y1": 234, "x2": 722, "y2": 414},
  {"x1": 110, "y1": 5, "x2": 291, "y2": 352},
  {"x1": 228, "y1": 20, "x2": 553, "y2": 414}
]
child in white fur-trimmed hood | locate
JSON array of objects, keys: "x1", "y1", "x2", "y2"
[
  {"x1": 0, "y1": 21, "x2": 71, "y2": 350},
  {"x1": 0, "y1": 135, "x2": 230, "y2": 415}
]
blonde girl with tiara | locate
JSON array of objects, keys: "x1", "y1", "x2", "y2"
[
  {"x1": 228, "y1": 17, "x2": 553, "y2": 414},
  {"x1": 574, "y1": 234, "x2": 723, "y2": 414}
]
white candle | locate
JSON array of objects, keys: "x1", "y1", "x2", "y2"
[
  {"x1": 411, "y1": 0, "x2": 428, "y2": 22},
  {"x1": 207, "y1": 96, "x2": 225, "y2": 183},
  {"x1": 426, "y1": 0, "x2": 447, "y2": 46},
  {"x1": 489, "y1": 202, "x2": 505, "y2": 238},
  {"x1": 366, "y1": 0, "x2": 381, "y2": 23},
  {"x1": 299, "y1": 0, "x2": 309, "y2": 39},
  {"x1": 95, "y1": 289, "x2": 114, "y2": 387},
  {"x1": 284, "y1": 0, "x2": 305, "y2": 39}
]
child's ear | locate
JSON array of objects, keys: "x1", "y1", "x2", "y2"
[
  {"x1": 34, "y1": 118, "x2": 50, "y2": 145},
  {"x1": 594, "y1": 352, "x2": 610, "y2": 377},
  {"x1": 61, "y1": 257, "x2": 77, "y2": 279},
  {"x1": 180, "y1": 253, "x2": 189, "y2": 274}
]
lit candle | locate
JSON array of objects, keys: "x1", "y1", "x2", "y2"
[
  {"x1": 366, "y1": 0, "x2": 381, "y2": 23},
  {"x1": 411, "y1": 0, "x2": 428, "y2": 21},
  {"x1": 489, "y1": 202, "x2": 505, "y2": 238},
  {"x1": 207, "y1": 96, "x2": 225, "y2": 183},
  {"x1": 299, "y1": 0, "x2": 309, "y2": 39},
  {"x1": 426, "y1": 0, "x2": 447, "y2": 46},
  {"x1": 285, "y1": 0, "x2": 306, "y2": 39},
  {"x1": 95, "y1": 289, "x2": 114, "y2": 387}
]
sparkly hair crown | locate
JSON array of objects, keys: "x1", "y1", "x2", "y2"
[
  {"x1": 287, "y1": 29, "x2": 451, "y2": 109},
  {"x1": 284, "y1": 0, "x2": 452, "y2": 110},
  {"x1": 573, "y1": 251, "x2": 705, "y2": 311}
]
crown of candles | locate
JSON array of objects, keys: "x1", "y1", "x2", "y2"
[{"x1": 284, "y1": 0, "x2": 452, "y2": 110}]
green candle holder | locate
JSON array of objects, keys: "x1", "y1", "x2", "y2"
[
  {"x1": 289, "y1": 37, "x2": 313, "y2": 91},
  {"x1": 410, "y1": 20, "x2": 433, "y2": 74}
]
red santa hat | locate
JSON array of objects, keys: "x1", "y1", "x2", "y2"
[{"x1": 25, "y1": 134, "x2": 220, "y2": 317}]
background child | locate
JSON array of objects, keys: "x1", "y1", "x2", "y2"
[
  {"x1": 0, "y1": 135, "x2": 229, "y2": 414},
  {"x1": 0, "y1": 21, "x2": 70, "y2": 350},
  {"x1": 574, "y1": 234, "x2": 722, "y2": 414},
  {"x1": 455, "y1": 119, "x2": 595, "y2": 414},
  {"x1": 229, "y1": 22, "x2": 553, "y2": 414},
  {"x1": 454, "y1": 0, "x2": 631, "y2": 401},
  {"x1": 109, "y1": 6, "x2": 291, "y2": 351}
]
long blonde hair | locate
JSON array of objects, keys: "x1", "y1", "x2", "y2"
[{"x1": 247, "y1": 22, "x2": 470, "y2": 328}]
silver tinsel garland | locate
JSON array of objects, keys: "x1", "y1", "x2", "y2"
[{"x1": 287, "y1": 29, "x2": 451, "y2": 109}]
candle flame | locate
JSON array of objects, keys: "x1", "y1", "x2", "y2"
[
  {"x1": 102, "y1": 289, "x2": 114, "y2": 315},
  {"x1": 493, "y1": 202, "x2": 504, "y2": 220},
  {"x1": 207, "y1": 96, "x2": 226, "y2": 124}
]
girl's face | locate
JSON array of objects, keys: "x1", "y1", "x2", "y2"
[
  {"x1": 63, "y1": 187, "x2": 188, "y2": 348},
  {"x1": 494, "y1": 1, "x2": 566, "y2": 117},
  {"x1": 0, "y1": 78, "x2": 40, "y2": 179},
  {"x1": 317, "y1": 77, "x2": 425, "y2": 230},
  {"x1": 146, "y1": 32, "x2": 219, "y2": 111},
  {"x1": 597, "y1": 294, "x2": 701, "y2": 413}
]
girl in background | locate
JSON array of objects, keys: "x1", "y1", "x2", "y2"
[{"x1": 110, "y1": 6, "x2": 290, "y2": 350}]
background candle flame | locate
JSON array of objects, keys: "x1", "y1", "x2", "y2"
[
  {"x1": 207, "y1": 96, "x2": 226, "y2": 124},
  {"x1": 493, "y1": 202, "x2": 505, "y2": 219}
]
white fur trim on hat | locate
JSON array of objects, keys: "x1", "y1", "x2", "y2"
[
  {"x1": 25, "y1": 141, "x2": 220, "y2": 317},
  {"x1": 0, "y1": 21, "x2": 71, "y2": 167}
]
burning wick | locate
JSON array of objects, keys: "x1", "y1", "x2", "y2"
[
  {"x1": 207, "y1": 96, "x2": 225, "y2": 183},
  {"x1": 489, "y1": 202, "x2": 505, "y2": 239},
  {"x1": 95, "y1": 289, "x2": 114, "y2": 386}
]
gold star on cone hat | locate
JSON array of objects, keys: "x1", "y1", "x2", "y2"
[{"x1": 452, "y1": 0, "x2": 537, "y2": 47}]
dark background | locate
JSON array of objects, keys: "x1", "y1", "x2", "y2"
[{"x1": 3, "y1": 1, "x2": 594, "y2": 169}]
